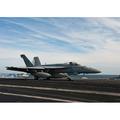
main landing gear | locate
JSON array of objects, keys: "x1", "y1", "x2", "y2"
[{"x1": 34, "y1": 76, "x2": 39, "y2": 80}]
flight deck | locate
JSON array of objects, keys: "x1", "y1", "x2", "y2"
[{"x1": 0, "y1": 78, "x2": 120, "y2": 102}]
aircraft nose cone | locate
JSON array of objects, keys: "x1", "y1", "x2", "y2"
[
  {"x1": 93, "y1": 69, "x2": 101, "y2": 73},
  {"x1": 88, "y1": 68, "x2": 101, "y2": 73},
  {"x1": 97, "y1": 70, "x2": 101, "y2": 73}
]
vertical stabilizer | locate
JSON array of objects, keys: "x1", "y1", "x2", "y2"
[
  {"x1": 20, "y1": 54, "x2": 33, "y2": 67},
  {"x1": 33, "y1": 57, "x2": 41, "y2": 66}
]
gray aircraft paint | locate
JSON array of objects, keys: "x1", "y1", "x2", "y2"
[
  {"x1": 33, "y1": 57, "x2": 41, "y2": 66},
  {"x1": 7, "y1": 54, "x2": 101, "y2": 80}
]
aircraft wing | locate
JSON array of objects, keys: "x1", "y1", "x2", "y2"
[
  {"x1": 7, "y1": 67, "x2": 29, "y2": 72},
  {"x1": 6, "y1": 66, "x2": 44, "y2": 73},
  {"x1": 43, "y1": 66, "x2": 65, "y2": 69},
  {"x1": 6, "y1": 66, "x2": 65, "y2": 72}
]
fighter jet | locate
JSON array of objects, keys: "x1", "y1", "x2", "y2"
[{"x1": 6, "y1": 54, "x2": 101, "y2": 80}]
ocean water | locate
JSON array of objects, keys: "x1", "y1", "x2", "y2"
[{"x1": 69, "y1": 74, "x2": 119, "y2": 80}]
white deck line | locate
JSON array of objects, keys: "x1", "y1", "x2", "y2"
[
  {"x1": 0, "y1": 91, "x2": 75, "y2": 102},
  {"x1": 0, "y1": 84, "x2": 120, "y2": 97}
]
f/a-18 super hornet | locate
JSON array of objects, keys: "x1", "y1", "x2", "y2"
[{"x1": 6, "y1": 54, "x2": 101, "y2": 80}]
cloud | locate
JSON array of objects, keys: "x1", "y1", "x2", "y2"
[{"x1": 0, "y1": 17, "x2": 120, "y2": 74}]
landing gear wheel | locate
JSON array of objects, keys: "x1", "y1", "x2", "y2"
[
  {"x1": 34, "y1": 76, "x2": 38, "y2": 80},
  {"x1": 46, "y1": 77, "x2": 51, "y2": 80},
  {"x1": 67, "y1": 77, "x2": 72, "y2": 81}
]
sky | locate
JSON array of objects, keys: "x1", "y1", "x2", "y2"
[{"x1": 0, "y1": 17, "x2": 120, "y2": 74}]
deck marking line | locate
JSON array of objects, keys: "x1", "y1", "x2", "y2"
[
  {"x1": 0, "y1": 84, "x2": 120, "y2": 97},
  {"x1": 0, "y1": 91, "x2": 76, "y2": 102}
]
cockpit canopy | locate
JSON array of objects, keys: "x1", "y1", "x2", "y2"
[{"x1": 65, "y1": 62, "x2": 79, "y2": 66}]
